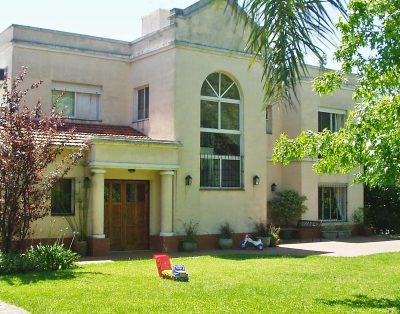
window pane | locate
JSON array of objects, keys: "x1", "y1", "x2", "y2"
[
  {"x1": 51, "y1": 179, "x2": 73, "y2": 215},
  {"x1": 318, "y1": 112, "x2": 331, "y2": 132},
  {"x1": 112, "y1": 184, "x2": 121, "y2": 202},
  {"x1": 126, "y1": 184, "x2": 135, "y2": 202},
  {"x1": 201, "y1": 132, "x2": 240, "y2": 156},
  {"x1": 138, "y1": 89, "x2": 145, "y2": 120},
  {"x1": 221, "y1": 159, "x2": 241, "y2": 187},
  {"x1": 137, "y1": 184, "x2": 146, "y2": 202},
  {"x1": 75, "y1": 93, "x2": 99, "y2": 120},
  {"x1": 201, "y1": 73, "x2": 219, "y2": 97},
  {"x1": 266, "y1": 106, "x2": 273, "y2": 134},
  {"x1": 145, "y1": 87, "x2": 149, "y2": 119},
  {"x1": 221, "y1": 102, "x2": 239, "y2": 130},
  {"x1": 200, "y1": 158, "x2": 220, "y2": 187},
  {"x1": 319, "y1": 185, "x2": 347, "y2": 220},
  {"x1": 333, "y1": 113, "x2": 345, "y2": 132},
  {"x1": 201, "y1": 100, "x2": 218, "y2": 129},
  {"x1": 220, "y1": 74, "x2": 239, "y2": 100},
  {"x1": 52, "y1": 90, "x2": 75, "y2": 117}
]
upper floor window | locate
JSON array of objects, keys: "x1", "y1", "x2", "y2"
[
  {"x1": 51, "y1": 178, "x2": 74, "y2": 216},
  {"x1": 200, "y1": 72, "x2": 242, "y2": 188},
  {"x1": 52, "y1": 82, "x2": 101, "y2": 121},
  {"x1": 318, "y1": 108, "x2": 346, "y2": 132},
  {"x1": 266, "y1": 106, "x2": 272, "y2": 134},
  {"x1": 318, "y1": 184, "x2": 347, "y2": 221},
  {"x1": 136, "y1": 86, "x2": 149, "y2": 120}
]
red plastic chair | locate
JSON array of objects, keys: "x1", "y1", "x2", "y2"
[{"x1": 153, "y1": 254, "x2": 172, "y2": 277}]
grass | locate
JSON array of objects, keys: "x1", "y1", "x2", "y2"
[{"x1": 1, "y1": 253, "x2": 400, "y2": 313}]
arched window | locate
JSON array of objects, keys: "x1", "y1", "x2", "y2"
[{"x1": 200, "y1": 72, "x2": 242, "y2": 188}]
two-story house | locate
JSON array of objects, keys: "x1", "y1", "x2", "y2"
[{"x1": 0, "y1": 0, "x2": 363, "y2": 255}]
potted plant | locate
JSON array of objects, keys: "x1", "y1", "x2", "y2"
[
  {"x1": 64, "y1": 178, "x2": 90, "y2": 256},
  {"x1": 337, "y1": 222, "x2": 352, "y2": 238},
  {"x1": 218, "y1": 222, "x2": 234, "y2": 249},
  {"x1": 268, "y1": 224, "x2": 280, "y2": 247},
  {"x1": 181, "y1": 220, "x2": 199, "y2": 252},
  {"x1": 255, "y1": 222, "x2": 271, "y2": 247},
  {"x1": 321, "y1": 223, "x2": 338, "y2": 239}
]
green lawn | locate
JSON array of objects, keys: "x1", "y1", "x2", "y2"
[{"x1": 1, "y1": 253, "x2": 400, "y2": 313}]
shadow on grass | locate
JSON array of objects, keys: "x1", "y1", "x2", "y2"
[
  {"x1": 0, "y1": 268, "x2": 107, "y2": 286},
  {"x1": 318, "y1": 294, "x2": 400, "y2": 311}
]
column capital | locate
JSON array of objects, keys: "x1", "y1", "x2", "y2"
[
  {"x1": 91, "y1": 168, "x2": 106, "y2": 174},
  {"x1": 160, "y1": 170, "x2": 175, "y2": 176}
]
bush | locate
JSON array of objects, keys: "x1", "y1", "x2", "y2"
[
  {"x1": 268, "y1": 190, "x2": 308, "y2": 226},
  {"x1": 365, "y1": 186, "x2": 400, "y2": 233},
  {"x1": 0, "y1": 244, "x2": 78, "y2": 275},
  {"x1": 219, "y1": 222, "x2": 234, "y2": 239}
]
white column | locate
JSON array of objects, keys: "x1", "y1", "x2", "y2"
[
  {"x1": 160, "y1": 171, "x2": 174, "y2": 236},
  {"x1": 90, "y1": 169, "x2": 106, "y2": 238}
]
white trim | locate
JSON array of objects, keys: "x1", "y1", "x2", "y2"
[
  {"x1": 89, "y1": 161, "x2": 179, "y2": 170},
  {"x1": 318, "y1": 107, "x2": 347, "y2": 115},
  {"x1": 200, "y1": 128, "x2": 240, "y2": 135},
  {"x1": 160, "y1": 171, "x2": 175, "y2": 176},
  {"x1": 159, "y1": 232, "x2": 174, "y2": 237},
  {"x1": 52, "y1": 82, "x2": 102, "y2": 94},
  {"x1": 91, "y1": 234, "x2": 106, "y2": 239},
  {"x1": 90, "y1": 169, "x2": 106, "y2": 174}
]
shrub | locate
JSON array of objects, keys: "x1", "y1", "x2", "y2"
[
  {"x1": 255, "y1": 222, "x2": 269, "y2": 237},
  {"x1": 183, "y1": 220, "x2": 199, "y2": 243},
  {"x1": 268, "y1": 190, "x2": 308, "y2": 226},
  {"x1": 219, "y1": 222, "x2": 234, "y2": 239},
  {"x1": 0, "y1": 244, "x2": 78, "y2": 275}
]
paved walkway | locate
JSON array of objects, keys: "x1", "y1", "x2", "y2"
[
  {"x1": 78, "y1": 236, "x2": 400, "y2": 263},
  {"x1": 0, "y1": 301, "x2": 29, "y2": 314}
]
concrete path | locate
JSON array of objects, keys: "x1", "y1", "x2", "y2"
[
  {"x1": 280, "y1": 238, "x2": 400, "y2": 257},
  {"x1": 0, "y1": 301, "x2": 29, "y2": 314},
  {"x1": 78, "y1": 236, "x2": 400, "y2": 263}
]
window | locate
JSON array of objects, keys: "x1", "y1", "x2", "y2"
[
  {"x1": 52, "y1": 82, "x2": 101, "y2": 120},
  {"x1": 266, "y1": 106, "x2": 272, "y2": 134},
  {"x1": 200, "y1": 72, "x2": 242, "y2": 188},
  {"x1": 318, "y1": 184, "x2": 347, "y2": 221},
  {"x1": 51, "y1": 179, "x2": 74, "y2": 215},
  {"x1": 136, "y1": 86, "x2": 149, "y2": 120},
  {"x1": 318, "y1": 109, "x2": 346, "y2": 132}
]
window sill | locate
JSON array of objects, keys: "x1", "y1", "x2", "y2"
[
  {"x1": 51, "y1": 213, "x2": 75, "y2": 217},
  {"x1": 132, "y1": 118, "x2": 149, "y2": 123},
  {"x1": 200, "y1": 187, "x2": 245, "y2": 191}
]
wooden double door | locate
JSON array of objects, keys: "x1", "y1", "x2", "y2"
[{"x1": 104, "y1": 180, "x2": 149, "y2": 251}]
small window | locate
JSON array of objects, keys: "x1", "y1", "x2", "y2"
[
  {"x1": 318, "y1": 184, "x2": 347, "y2": 221},
  {"x1": 137, "y1": 86, "x2": 149, "y2": 120},
  {"x1": 318, "y1": 110, "x2": 346, "y2": 132},
  {"x1": 51, "y1": 179, "x2": 74, "y2": 216},
  {"x1": 52, "y1": 90, "x2": 100, "y2": 120},
  {"x1": 266, "y1": 106, "x2": 272, "y2": 134}
]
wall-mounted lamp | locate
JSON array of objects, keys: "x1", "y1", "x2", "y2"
[
  {"x1": 271, "y1": 183, "x2": 277, "y2": 192},
  {"x1": 185, "y1": 175, "x2": 192, "y2": 186},
  {"x1": 128, "y1": 169, "x2": 136, "y2": 173},
  {"x1": 253, "y1": 175, "x2": 260, "y2": 185}
]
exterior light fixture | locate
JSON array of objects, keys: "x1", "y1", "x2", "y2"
[
  {"x1": 253, "y1": 175, "x2": 260, "y2": 185},
  {"x1": 185, "y1": 175, "x2": 192, "y2": 186},
  {"x1": 128, "y1": 169, "x2": 136, "y2": 173},
  {"x1": 271, "y1": 183, "x2": 277, "y2": 192}
]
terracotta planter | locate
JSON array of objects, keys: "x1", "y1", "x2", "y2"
[
  {"x1": 218, "y1": 238, "x2": 233, "y2": 249},
  {"x1": 73, "y1": 240, "x2": 88, "y2": 256},
  {"x1": 181, "y1": 241, "x2": 197, "y2": 252}
]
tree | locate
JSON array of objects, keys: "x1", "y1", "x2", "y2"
[
  {"x1": 273, "y1": 0, "x2": 400, "y2": 187},
  {"x1": 225, "y1": 0, "x2": 346, "y2": 107},
  {"x1": 0, "y1": 67, "x2": 85, "y2": 252}
]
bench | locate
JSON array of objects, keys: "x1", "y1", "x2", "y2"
[{"x1": 296, "y1": 220, "x2": 322, "y2": 242}]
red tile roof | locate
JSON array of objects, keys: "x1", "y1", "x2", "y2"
[{"x1": 61, "y1": 122, "x2": 146, "y2": 137}]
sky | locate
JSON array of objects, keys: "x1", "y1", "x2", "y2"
[
  {"x1": 1, "y1": 0, "x2": 341, "y2": 69},
  {"x1": 0, "y1": 0, "x2": 196, "y2": 41}
]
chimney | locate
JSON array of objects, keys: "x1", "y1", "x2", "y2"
[{"x1": 141, "y1": 9, "x2": 171, "y2": 36}]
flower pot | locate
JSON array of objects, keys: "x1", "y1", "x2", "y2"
[
  {"x1": 181, "y1": 241, "x2": 197, "y2": 252},
  {"x1": 338, "y1": 230, "x2": 351, "y2": 239},
  {"x1": 73, "y1": 240, "x2": 88, "y2": 256},
  {"x1": 218, "y1": 238, "x2": 233, "y2": 249},
  {"x1": 322, "y1": 231, "x2": 338, "y2": 240},
  {"x1": 257, "y1": 236, "x2": 271, "y2": 247}
]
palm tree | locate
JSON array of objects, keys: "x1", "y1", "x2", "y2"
[{"x1": 220, "y1": 0, "x2": 347, "y2": 108}]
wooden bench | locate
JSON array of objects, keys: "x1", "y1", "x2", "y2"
[{"x1": 296, "y1": 220, "x2": 322, "y2": 242}]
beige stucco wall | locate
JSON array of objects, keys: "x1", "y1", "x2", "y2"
[{"x1": 174, "y1": 45, "x2": 267, "y2": 235}]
